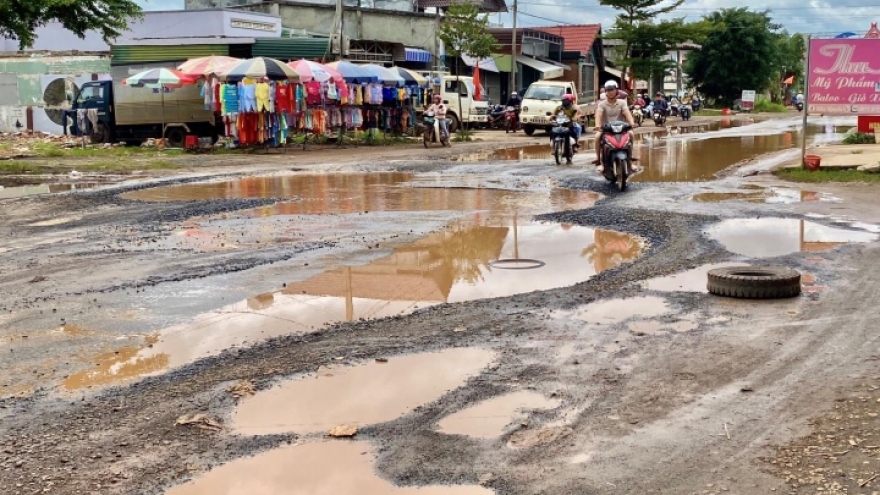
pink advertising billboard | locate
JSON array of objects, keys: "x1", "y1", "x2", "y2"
[{"x1": 808, "y1": 38, "x2": 880, "y2": 115}]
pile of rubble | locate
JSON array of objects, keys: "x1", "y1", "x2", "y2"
[{"x1": 0, "y1": 131, "x2": 122, "y2": 159}]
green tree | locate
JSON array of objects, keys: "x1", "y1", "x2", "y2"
[
  {"x1": 685, "y1": 8, "x2": 780, "y2": 105},
  {"x1": 608, "y1": 19, "x2": 708, "y2": 93},
  {"x1": 0, "y1": 0, "x2": 142, "y2": 50},
  {"x1": 439, "y1": 1, "x2": 498, "y2": 134},
  {"x1": 769, "y1": 32, "x2": 806, "y2": 101},
  {"x1": 599, "y1": 0, "x2": 686, "y2": 83}
]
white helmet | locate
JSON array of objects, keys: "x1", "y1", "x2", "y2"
[
  {"x1": 604, "y1": 80, "x2": 619, "y2": 90},
  {"x1": 511, "y1": 91, "x2": 517, "y2": 96}
]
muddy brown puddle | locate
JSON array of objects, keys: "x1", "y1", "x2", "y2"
[
  {"x1": 437, "y1": 391, "x2": 560, "y2": 439},
  {"x1": 706, "y1": 218, "x2": 877, "y2": 258},
  {"x1": 164, "y1": 441, "x2": 493, "y2": 495},
  {"x1": 64, "y1": 218, "x2": 642, "y2": 391},
  {"x1": 232, "y1": 348, "x2": 496, "y2": 435},
  {"x1": 691, "y1": 187, "x2": 840, "y2": 204}
]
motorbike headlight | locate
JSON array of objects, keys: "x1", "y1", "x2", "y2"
[{"x1": 611, "y1": 124, "x2": 623, "y2": 133}]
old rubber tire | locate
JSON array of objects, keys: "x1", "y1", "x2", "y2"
[{"x1": 707, "y1": 266, "x2": 801, "y2": 299}]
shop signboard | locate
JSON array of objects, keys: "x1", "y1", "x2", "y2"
[
  {"x1": 807, "y1": 38, "x2": 880, "y2": 115},
  {"x1": 741, "y1": 90, "x2": 755, "y2": 110}
]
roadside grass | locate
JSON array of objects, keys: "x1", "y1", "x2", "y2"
[
  {"x1": 694, "y1": 109, "x2": 723, "y2": 116},
  {"x1": 754, "y1": 97, "x2": 787, "y2": 113},
  {"x1": 30, "y1": 142, "x2": 184, "y2": 158},
  {"x1": 775, "y1": 168, "x2": 880, "y2": 183}
]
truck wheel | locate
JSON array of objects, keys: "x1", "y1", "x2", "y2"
[
  {"x1": 164, "y1": 127, "x2": 186, "y2": 148},
  {"x1": 523, "y1": 125, "x2": 535, "y2": 136},
  {"x1": 92, "y1": 123, "x2": 112, "y2": 144},
  {"x1": 448, "y1": 114, "x2": 460, "y2": 134},
  {"x1": 707, "y1": 266, "x2": 801, "y2": 299}
]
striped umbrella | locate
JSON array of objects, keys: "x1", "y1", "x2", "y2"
[
  {"x1": 218, "y1": 57, "x2": 300, "y2": 82},
  {"x1": 391, "y1": 67, "x2": 427, "y2": 86},
  {"x1": 288, "y1": 60, "x2": 343, "y2": 83},
  {"x1": 122, "y1": 68, "x2": 196, "y2": 88},
  {"x1": 177, "y1": 56, "x2": 241, "y2": 78},
  {"x1": 324, "y1": 61, "x2": 379, "y2": 84}
]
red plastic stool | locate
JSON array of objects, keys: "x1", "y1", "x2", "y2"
[{"x1": 184, "y1": 135, "x2": 198, "y2": 149}]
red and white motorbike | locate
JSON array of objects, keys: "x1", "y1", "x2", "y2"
[{"x1": 600, "y1": 120, "x2": 636, "y2": 191}]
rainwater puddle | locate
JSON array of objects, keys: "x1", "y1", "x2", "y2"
[
  {"x1": 560, "y1": 296, "x2": 671, "y2": 325},
  {"x1": 0, "y1": 182, "x2": 100, "y2": 199},
  {"x1": 706, "y1": 218, "x2": 878, "y2": 258},
  {"x1": 628, "y1": 314, "x2": 699, "y2": 336},
  {"x1": 164, "y1": 441, "x2": 493, "y2": 495},
  {"x1": 64, "y1": 220, "x2": 642, "y2": 391},
  {"x1": 639, "y1": 263, "x2": 749, "y2": 292},
  {"x1": 437, "y1": 391, "x2": 560, "y2": 439},
  {"x1": 691, "y1": 188, "x2": 840, "y2": 204},
  {"x1": 231, "y1": 348, "x2": 496, "y2": 435}
]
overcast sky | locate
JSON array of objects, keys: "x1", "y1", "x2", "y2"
[{"x1": 136, "y1": 0, "x2": 878, "y2": 37}]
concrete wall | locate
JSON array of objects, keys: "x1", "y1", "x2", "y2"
[
  {"x1": 239, "y1": 2, "x2": 437, "y2": 52},
  {"x1": 0, "y1": 10, "x2": 282, "y2": 53},
  {"x1": 0, "y1": 55, "x2": 110, "y2": 133},
  {"x1": 186, "y1": 0, "x2": 415, "y2": 13}
]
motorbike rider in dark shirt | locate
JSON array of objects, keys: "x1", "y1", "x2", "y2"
[
  {"x1": 653, "y1": 92, "x2": 670, "y2": 116},
  {"x1": 506, "y1": 91, "x2": 522, "y2": 126}
]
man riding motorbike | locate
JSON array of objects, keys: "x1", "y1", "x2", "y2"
[
  {"x1": 593, "y1": 80, "x2": 636, "y2": 173},
  {"x1": 426, "y1": 94, "x2": 449, "y2": 140},
  {"x1": 653, "y1": 92, "x2": 669, "y2": 116},
  {"x1": 553, "y1": 94, "x2": 581, "y2": 152},
  {"x1": 506, "y1": 91, "x2": 522, "y2": 127}
]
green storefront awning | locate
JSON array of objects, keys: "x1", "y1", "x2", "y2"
[
  {"x1": 251, "y1": 38, "x2": 331, "y2": 61},
  {"x1": 111, "y1": 45, "x2": 230, "y2": 65},
  {"x1": 492, "y1": 54, "x2": 512, "y2": 72}
]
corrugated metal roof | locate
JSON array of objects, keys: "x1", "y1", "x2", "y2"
[
  {"x1": 530, "y1": 24, "x2": 601, "y2": 56},
  {"x1": 251, "y1": 38, "x2": 331, "y2": 61},
  {"x1": 486, "y1": 28, "x2": 563, "y2": 54},
  {"x1": 111, "y1": 45, "x2": 230, "y2": 65}
]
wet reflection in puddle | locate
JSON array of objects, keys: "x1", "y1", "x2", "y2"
[
  {"x1": 164, "y1": 441, "x2": 493, "y2": 495},
  {"x1": 67, "y1": 220, "x2": 641, "y2": 390},
  {"x1": 706, "y1": 218, "x2": 877, "y2": 258},
  {"x1": 639, "y1": 263, "x2": 749, "y2": 292},
  {"x1": 0, "y1": 182, "x2": 101, "y2": 199},
  {"x1": 232, "y1": 348, "x2": 496, "y2": 435},
  {"x1": 691, "y1": 188, "x2": 840, "y2": 204},
  {"x1": 437, "y1": 391, "x2": 560, "y2": 439},
  {"x1": 560, "y1": 296, "x2": 671, "y2": 325},
  {"x1": 122, "y1": 173, "x2": 598, "y2": 216}
]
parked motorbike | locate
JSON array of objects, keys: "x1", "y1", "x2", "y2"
[
  {"x1": 653, "y1": 109, "x2": 667, "y2": 126},
  {"x1": 600, "y1": 120, "x2": 635, "y2": 191},
  {"x1": 631, "y1": 105, "x2": 644, "y2": 126},
  {"x1": 423, "y1": 111, "x2": 450, "y2": 148},
  {"x1": 680, "y1": 103, "x2": 692, "y2": 121},
  {"x1": 549, "y1": 114, "x2": 574, "y2": 165},
  {"x1": 504, "y1": 105, "x2": 519, "y2": 133},
  {"x1": 486, "y1": 104, "x2": 506, "y2": 129}
]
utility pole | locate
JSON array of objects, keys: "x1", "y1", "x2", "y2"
[
  {"x1": 509, "y1": 0, "x2": 518, "y2": 95},
  {"x1": 336, "y1": 0, "x2": 345, "y2": 59}
]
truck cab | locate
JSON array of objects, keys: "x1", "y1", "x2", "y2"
[
  {"x1": 519, "y1": 81, "x2": 596, "y2": 135},
  {"x1": 67, "y1": 81, "x2": 114, "y2": 143},
  {"x1": 429, "y1": 76, "x2": 489, "y2": 132}
]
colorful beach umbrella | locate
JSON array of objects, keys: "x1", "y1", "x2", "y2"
[
  {"x1": 357, "y1": 63, "x2": 405, "y2": 86},
  {"x1": 324, "y1": 61, "x2": 379, "y2": 84},
  {"x1": 218, "y1": 57, "x2": 300, "y2": 82},
  {"x1": 177, "y1": 56, "x2": 241, "y2": 78},
  {"x1": 391, "y1": 67, "x2": 427, "y2": 86},
  {"x1": 287, "y1": 60, "x2": 343, "y2": 83},
  {"x1": 122, "y1": 68, "x2": 196, "y2": 88}
]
